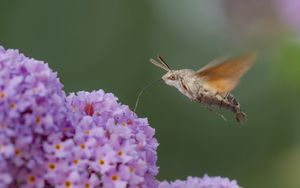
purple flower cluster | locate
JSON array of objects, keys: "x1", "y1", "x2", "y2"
[
  {"x1": 0, "y1": 45, "x2": 241, "y2": 188},
  {"x1": 159, "y1": 175, "x2": 241, "y2": 188},
  {"x1": 0, "y1": 46, "x2": 158, "y2": 187},
  {"x1": 0, "y1": 46, "x2": 71, "y2": 187},
  {"x1": 48, "y1": 90, "x2": 158, "y2": 188}
]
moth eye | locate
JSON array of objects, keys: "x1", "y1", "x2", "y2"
[{"x1": 168, "y1": 75, "x2": 176, "y2": 80}]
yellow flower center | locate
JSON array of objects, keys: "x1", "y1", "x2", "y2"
[
  {"x1": 98, "y1": 159, "x2": 105, "y2": 165},
  {"x1": 73, "y1": 159, "x2": 79, "y2": 165},
  {"x1": 80, "y1": 144, "x2": 86, "y2": 149},
  {"x1": 111, "y1": 175, "x2": 119, "y2": 181},
  {"x1": 130, "y1": 166, "x2": 134, "y2": 173},
  {"x1": 65, "y1": 181, "x2": 72, "y2": 188},
  {"x1": 117, "y1": 150, "x2": 123, "y2": 157},
  {"x1": 15, "y1": 149, "x2": 22, "y2": 156},
  {"x1": 0, "y1": 92, "x2": 5, "y2": 100},
  {"x1": 10, "y1": 103, "x2": 16, "y2": 109},
  {"x1": 28, "y1": 175, "x2": 36, "y2": 184},
  {"x1": 35, "y1": 116, "x2": 42, "y2": 124},
  {"x1": 55, "y1": 144, "x2": 61, "y2": 150},
  {"x1": 48, "y1": 163, "x2": 56, "y2": 170}
]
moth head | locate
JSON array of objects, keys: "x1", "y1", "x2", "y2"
[
  {"x1": 149, "y1": 55, "x2": 179, "y2": 86},
  {"x1": 162, "y1": 71, "x2": 179, "y2": 86}
]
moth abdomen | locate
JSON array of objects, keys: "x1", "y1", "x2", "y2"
[
  {"x1": 197, "y1": 93, "x2": 247, "y2": 123},
  {"x1": 235, "y1": 111, "x2": 247, "y2": 123},
  {"x1": 224, "y1": 94, "x2": 247, "y2": 123}
]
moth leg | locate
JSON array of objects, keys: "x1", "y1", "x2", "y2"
[
  {"x1": 215, "y1": 95, "x2": 224, "y2": 101},
  {"x1": 203, "y1": 105, "x2": 227, "y2": 122},
  {"x1": 191, "y1": 97, "x2": 199, "y2": 103},
  {"x1": 215, "y1": 92, "x2": 227, "y2": 101}
]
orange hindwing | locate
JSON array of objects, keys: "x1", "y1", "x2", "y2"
[{"x1": 194, "y1": 52, "x2": 257, "y2": 96}]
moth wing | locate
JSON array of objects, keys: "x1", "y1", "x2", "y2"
[
  {"x1": 197, "y1": 56, "x2": 229, "y2": 72},
  {"x1": 194, "y1": 52, "x2": 257, "y2": 96}
]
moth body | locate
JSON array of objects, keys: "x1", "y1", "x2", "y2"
[
  {"x1": 149, "y1": 53, "x2": 256, "y2": 123},
  {"x1": 162, "y1": 69, "x2": 246, "y2": 122}
]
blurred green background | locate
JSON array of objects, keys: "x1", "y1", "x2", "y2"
[{"x1": 1, "y1": 1, "x2": 300, "y2": 187}]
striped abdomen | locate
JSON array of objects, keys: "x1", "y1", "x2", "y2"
[{"x1": 196, "y1": 93, "x2": 247, "y2": 123}]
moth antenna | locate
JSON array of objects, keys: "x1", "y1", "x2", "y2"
[
  {"x1": 149, "y1": 59, "x2": 170, "y2": 72},
  {"x1": 134, "y1": 78, "x2": 162, "y2": 112},
  {"x1": 157, "y1": 55, "x2": 171, "y2": 70}
]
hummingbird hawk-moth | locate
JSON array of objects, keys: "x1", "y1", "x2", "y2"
[{"x1": 149, "y1": 53, "x2": 257, "y2": 123}]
